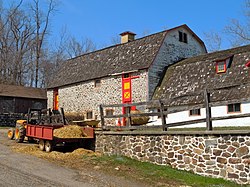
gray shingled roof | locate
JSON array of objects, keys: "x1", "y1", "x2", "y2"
[
  {"x1": 154, "y1": 45, "x2": 250, "y2": 106},
  {"x1": 0, "y1": 84, "x2": 47, "y2": 99},
  {"x1": 48, "y1": 31, "x2": 167, "y2": 88}
]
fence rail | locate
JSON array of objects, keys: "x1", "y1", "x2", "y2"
[
  {"x1": 0, "y1": 113, "x2": 25, "y2": 127},
  {"x1": 99, "y1": 89, "x2": 250, "y2": 131}
]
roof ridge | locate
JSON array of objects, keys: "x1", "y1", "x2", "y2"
[
  {"x1": 66, "y1": 29, "x2": 170, "y2": 62},
  {"x1": 171, "y1": 44, "x2": 250, "y2": 68},
  {"x1": 65, "y1": 24, "x2": 194, "y2": 61}
]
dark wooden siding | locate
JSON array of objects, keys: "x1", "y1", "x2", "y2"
[
  {"x1": 0, "y1": 96, "x2": 14, "y2": 113},
  {"x1": 0, "y1": 96, "x2": 47, "y2": 114}
]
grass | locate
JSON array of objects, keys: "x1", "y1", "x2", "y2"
[{"x1": 87, "y1": 155, "x2": 247, "y2": 187}]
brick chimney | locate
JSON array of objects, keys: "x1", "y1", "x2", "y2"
[{"x1": 120, "y1": 31, "x2": 136, "y2": 44}]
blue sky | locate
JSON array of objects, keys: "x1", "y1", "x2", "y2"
[
  {"x1": 49, "y1": 0, "x2": 246, "y2": 49},
  {"x1": 4, "y1": 0, "x2": 247, "y2": 49}
]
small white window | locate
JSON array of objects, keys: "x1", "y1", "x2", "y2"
[
  {"x1": 228, "y1": 103, "x2": 241, "y2": 113},
  {"x1": 216, "y1": 61, "x2": 226, "y2": 73},
  {"x1": 94, "y1": 79, "x2": 101, "y2": 87},
  {"x1": 106, "y1": 109, "x2": 114, "y2": 116},
  {"x1": 86, "y1": 111, "x2": 93, "y2": 119},
  {"x1": 189, "y1": 109, "x2": 201, "y2": 116}
]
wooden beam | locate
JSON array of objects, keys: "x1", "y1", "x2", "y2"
[
  {"x1": 211, "y1": 113, "x2": 250, "y2": 121},
  {"x1": 99, "y1": 105, "x2": 105, "y2": 129},
  {"x1": 159, "y1": 100, "x2": 167, "y2": 131},
  {"x1": 126, "y1": 107, "x2": 131, "y2": 127},
  {"x1": 103, "y1": 112, "x2": 160, "y2": 119},
  {"x1": 204, "y1": 89, "x2": 212, "y2": 131},
  {"x1": 167, "y1": 118, "x2": 206, "y2": 128}
]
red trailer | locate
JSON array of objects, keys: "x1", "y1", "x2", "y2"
[
  {"x1": 26, "y1": 124, "x2": 94, "y2": 152},
  {"x1": 8, "y1": 108, "x2": 95, "y2": 152}
]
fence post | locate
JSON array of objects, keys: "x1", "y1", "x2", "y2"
[
  {"x1": 204, "y1": 89, "x2": 212, "y2": 130},
  {"x1": 126, "y1": 106, "x2": 132, "y2": 127},
  {"x1": 60, "y1": 108, "x2": 67, "y2": 125},
  {"x1": 99, "y1": 105, "x2": 105, "y2": 129},
  {"x1": 159, "y1": 100, "x2": 167, "y2": 131}
]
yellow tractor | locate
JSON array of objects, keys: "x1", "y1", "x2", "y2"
[{"x1": 7, "y1": 120, "x2": 27, "y2": 143}]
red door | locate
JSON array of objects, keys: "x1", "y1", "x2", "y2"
[{"x1": 53, "y1": 88, "x2": 59, "y2": 110}]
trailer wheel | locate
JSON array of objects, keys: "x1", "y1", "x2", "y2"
[
  {"x1": 45, "y1": 141, "x2": 53, "y2": 152},
  {"x1": 39, "y1": 139, "x2": 45, "y2": 151},
  {"x1": 15, "y1": 124, "x2": 26, "y2": 143},
  {"x1": 7, "y1": 128, "x2": 15, "y2": 140}
]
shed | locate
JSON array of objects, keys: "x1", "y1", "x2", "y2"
[{"x1": 0, "y1": 84, "x2": 47, "y2": 114}]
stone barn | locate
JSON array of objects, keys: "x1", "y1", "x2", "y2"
[
  {"x1": 154, "y1": 44, "x2": 250, "y2": 127},
  {"x1": 47, "y1": 24, "x2": 207, "y2": 120}
]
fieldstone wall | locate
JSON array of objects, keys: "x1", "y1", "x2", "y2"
[
  {"x1": 95, "y1": 132, "x2": 250, "y2": 184},
  {"x1": 47, "y1": 70, "x2": 148, "y2": 120}
]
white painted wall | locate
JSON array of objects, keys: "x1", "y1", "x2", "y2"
[
  {"x1": 148, "y1": 27, "x2": 206, "y2": 99},
  {"x1": 149, "y1": 102, "x2": 250, "y2": 127}
]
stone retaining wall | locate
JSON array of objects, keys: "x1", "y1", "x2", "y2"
[{"x1": 95, "y1": 131, "x2": 250, "y2": 184}]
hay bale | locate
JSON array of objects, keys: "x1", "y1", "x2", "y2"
[
  {"x1": 53, "y1": 125, "x2": 87, "y2": 138},
  {"x1": 65, "y1": 112, "x2": 84, "y2": 124},
  {"x1": 131, "y1": 110, "x2": 149, "y2": 125}
]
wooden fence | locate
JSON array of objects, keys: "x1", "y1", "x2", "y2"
[
  {"x1": 0, "y1": 113, "x2": 25, "y2": 127},
  {"x1": 99, "y1": 89, "x2": 250, "y2": 131}
]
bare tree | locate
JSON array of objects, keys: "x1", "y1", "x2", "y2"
[
  {"x1": 110, "y1": 35, "x2": 120, "y2": 45},
  {"x1": 2, "y1": 1, "x2": 33, "y2": 86},
  {"x1": 66, "y1": 36, "x2": 96, "y2": 58},
  {"x1": 224, "y1": 0, "x2": 250, "y2": 47},
  {"x1": 30, "y1": 0, "x2": 57, "y2": 87},
  {"x1": 0, "y1": 0, "x2": 96, "y2": 88},
  {"x1": 204, "y1": 31, "x2": 222, "y2": 52},
  {"x1": 0, "y1": 0, "x2": 34, "y2": 85},
  {"x1": 40, "y1": 28, "x2": 68, "y2": 87},
  {"x1": 203, "y1": 0, "x2": 250, "y2": 51},
  {"x1": 9, "y1": 8, "x2": 33, "y2": 85}
]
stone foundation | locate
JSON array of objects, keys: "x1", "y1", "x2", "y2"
[{"x1": 95, "y1": 131, "x2": 250, "y2": 184}]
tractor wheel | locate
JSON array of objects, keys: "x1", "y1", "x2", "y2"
[
  {"x1": 39, "y1": 139, "x2": 45, "y2": 151},
  {"x1": 45, "y1": 141, "x2": 53, "y2": 152},
  {"x1": 7, "y1": 128, "x2": 15, "y2": 140},
  {"x1": 15, "y1": 124, "x2": 26, "y2": 143}
]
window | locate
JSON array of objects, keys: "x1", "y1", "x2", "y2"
[
  {"x1": 86, "y1": 111, "x2": 93, "y2": 119},
  {"x1": 179, "y1": 31, "x2": 188, "y2": 43},
  {"x1": 106, "y1": 109, "x2": 114, "y2": 116},
  {"x1": 123, "y1": 73, "x2": 130, "y2": 78},
  {"x1": 216, "y1": 61, "x2": 226, "y2": 73},
  {"x1": 189, "y1": 109, "x2": 201, "y2": 116},
  {"x1": 94, "y1": 79, "x2": 101, "y2": 87},
  {"x1": 228, "y1": 103, "x2": 241, "y2": 113}
]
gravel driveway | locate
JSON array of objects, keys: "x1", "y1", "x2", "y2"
[{"x1": 0, "y1": 129, "x2": 147, "y2": 187}]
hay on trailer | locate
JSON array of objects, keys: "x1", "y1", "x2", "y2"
[
  {"x1": 130, "y1": 110, "x2": 149, "y2": 125},
  {"x1": 53, "y1": 125, "x2": 87, "y2": 138}
]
